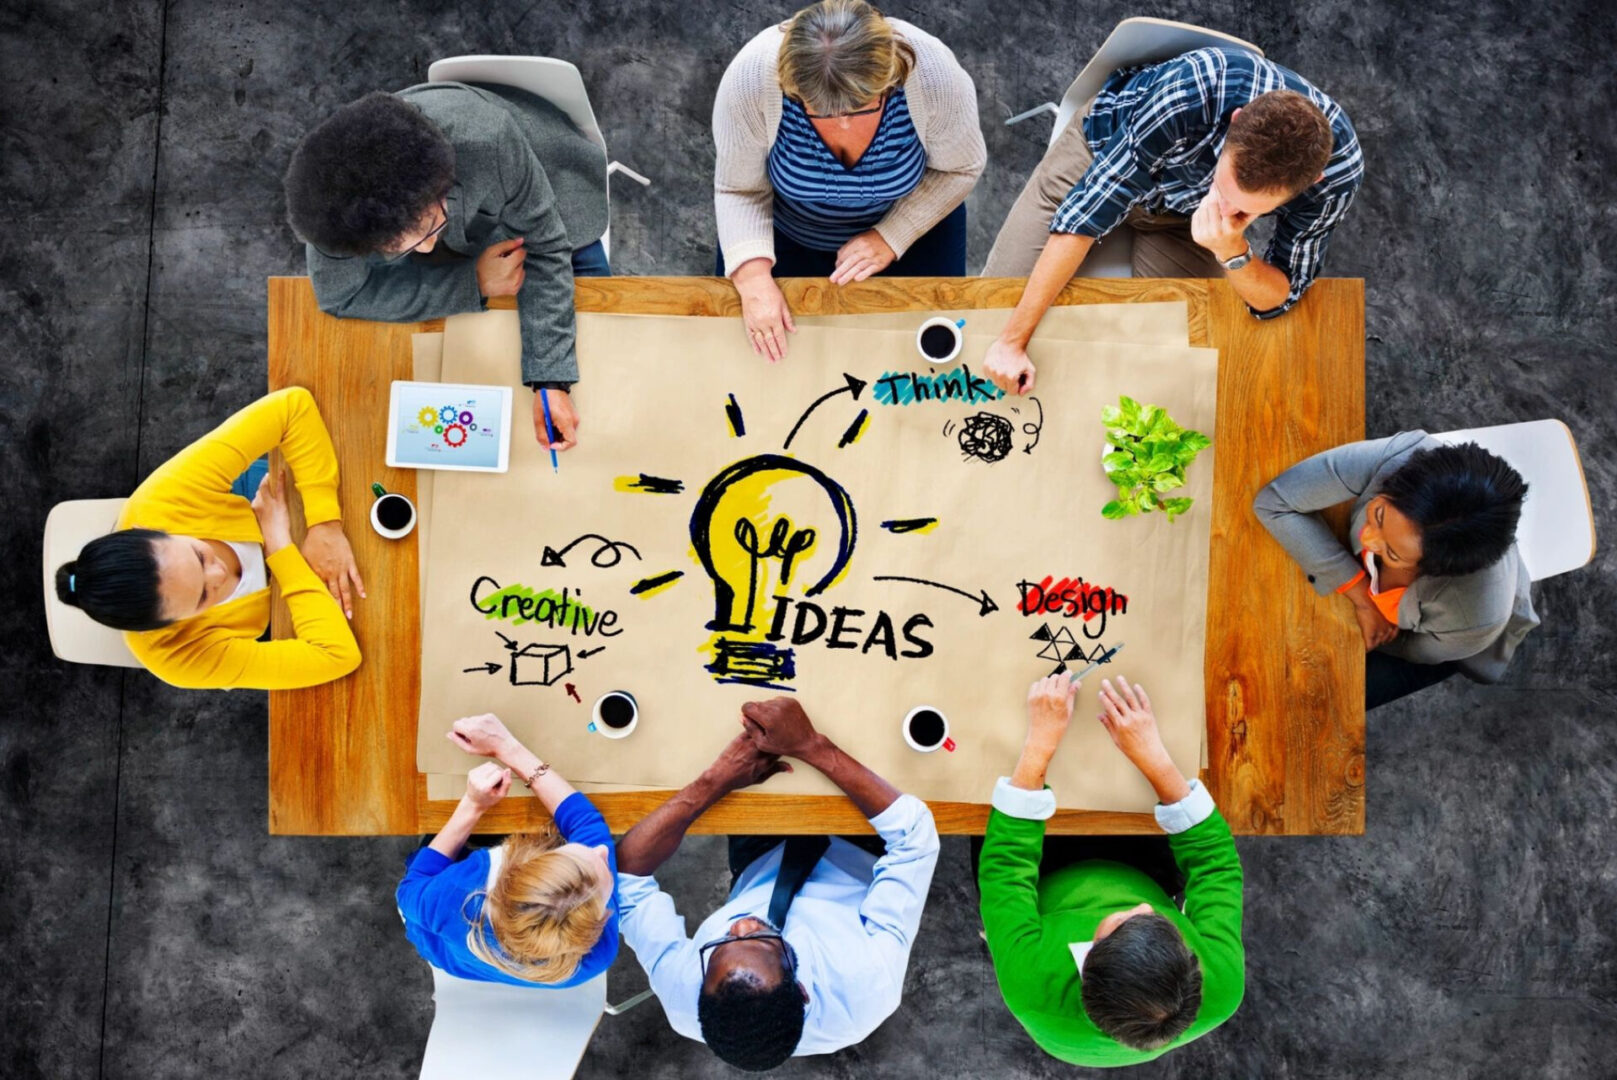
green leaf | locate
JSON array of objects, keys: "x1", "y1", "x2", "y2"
[
  {"x1": 1109, "y1": 470, "x2": 1141, "y2": 489},
  {"x1": 1118, "y1": 395, "x2": 1142, "y2": 420},
  {"x1": 1101, "y1": 500, "x2": 1128, "y2": 520},
  {"x1": 1139, "y1": 489, "x2": 1160, "y2": 510},
  {"x1": 1162, "y1": 496, "x2": 1195, "y2": 521},
  {"x1": 1144, "y1": 454, "x2": 1177, "y2": 475},
  {"x1": 1105, "y1": 426, "x2": 1136, "y2": 445},
  {"x1": 1100, "y1": 405, "x2": 1124, "y2": 426},
  {"x1": 1151, "y1": 472, "x2": 1186, "y2": 492},
  {"x1": 1102, "y1": 451, "x2": 1135, "y2": 473}
]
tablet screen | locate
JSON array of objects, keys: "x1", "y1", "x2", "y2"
[{"x1": 391, "y1": 382, "x2": 508, "y2": 471}]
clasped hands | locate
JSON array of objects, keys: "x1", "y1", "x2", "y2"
[
  {"x1": 250, "y1": 465, "x2": 366, "y2": 619},
  {"x1": 704, "y1": 697, "x2": 830, "y2": 794}
]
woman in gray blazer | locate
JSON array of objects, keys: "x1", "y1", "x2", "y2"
[
  {"x1": 1253, "y1": 432, "x2": 1536, "y2": 707},
  {"x1": 284, "y1": 84, "x2": 610, "y2": 451}
]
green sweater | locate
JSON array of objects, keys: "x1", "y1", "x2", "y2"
[{"x1": 979, "y1": 808, "x2": 1245, "y2": 1067}]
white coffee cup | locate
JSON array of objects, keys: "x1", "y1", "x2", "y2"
[
  {"x1": 589, "y1": 691, "x2": 639, "y2": 739},
  {"x1": 916, "y1": 317, "x2": 965, "y2": 364},
  {"x1": 369, "y1": 487, "x2": 417, "y2": 539},
  {"x1": 901, "y1": 705, "x2": 955, "y2": 753}
]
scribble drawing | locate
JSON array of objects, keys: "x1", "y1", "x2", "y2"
[
  {"x1": 705, "y1": 638, "x2": 798, "y2": 691},
  {"x1": 957, "y1": 412, "x2": 1015, "y2": 463},
  {"x1": 495, "y1": 631, "x2": 574, "y2": 687},
  {"x1": 615, "y1": 474, "x2": 685, "y2": 494}
]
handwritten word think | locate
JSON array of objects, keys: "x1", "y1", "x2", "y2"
[
  {"x1": 1017, "y1": 576, "x2": 1128, "y2": 640},
  {"x1": 470, "y1": 577, "x2": 623, "y2": 637},
  {"x1": 873, "y1": 363, "x2": 1004, "y2": 407}
]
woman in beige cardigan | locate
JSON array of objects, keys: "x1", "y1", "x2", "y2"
[{"x1": 714, "y1": 0, "x2": 986, "y2": 360}]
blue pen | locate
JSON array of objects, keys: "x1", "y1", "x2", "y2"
[{"x1": 539, "y1": 388, "x2": 560, "y2": 473}]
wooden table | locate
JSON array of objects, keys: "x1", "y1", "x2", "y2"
[{"x1": 267, "y1": 275, "x2": 1364, "y2": 836}]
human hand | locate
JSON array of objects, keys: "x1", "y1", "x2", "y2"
[
  {"x1": 300, "y1": 521, "x2": 365, "y2": 618},
  {"x1": 739, "y1": 697, "x2": 822, "y2": 759},
  {"x1": 1096, "y1": 676, "x2": 1168, "y2": 767},
  {"x1": 476, "y1": 237, "x2": 527, "y2": 297},
  {"x1": 983, "y1": 337, "x2": 1037, "y2": 395},
  {"x1": 733, "y1": 259, "x2": 796, "y2": 362},
  {"x1": 1025, "y1": 672, "x2": 1078, "y2": 757},
  {"x1": 533, "y1": 388, "x2": 579, "y2": 452},
  {"x1": 447, "y1": 713, "x2": 519, "y2": 760},
  {"x1": 250, "y1": 466, "x2": 293, "y2": 555},
  {"x1": 829, "y1": 229, "x2": 896, "y2": 285},
  {"x1": 1352, "y1": 600, "x2": 1399, "y2": 651},
  {"x1": 465, "y1": 762, "x2": 513, "y2": 810},
  {"x1": 705, "y1": 730, "x2": 792, "y2": 793},
  {"x1": 1190, "y1": 187, "x2": 1251, "y2": 263}
]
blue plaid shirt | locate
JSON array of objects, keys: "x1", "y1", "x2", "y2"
[{"x1": 1051, "y1": 48, "x2": 1363, "y2": 317}]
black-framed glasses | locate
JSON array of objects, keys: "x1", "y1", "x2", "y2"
[
  {"x1": 380, "y1": 196, "x2": 450, "y2": 262},
  {"x1": 698, "y1": 925, "x2": 797, "y2": 979},
  {"x1": 800, "y1": 92, "x2": 887, "y2": 120}
]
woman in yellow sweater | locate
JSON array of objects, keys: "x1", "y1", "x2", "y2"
[{"x1": 53, "y1": 387, "x2": 364, "y2": 690}]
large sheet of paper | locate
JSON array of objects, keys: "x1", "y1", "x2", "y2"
[{"x1": 416, "y1": 310, "x2": 1216, "y2": 810}]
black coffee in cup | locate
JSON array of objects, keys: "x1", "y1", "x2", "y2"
[
  {"x1": 599, "y1": 692, "x2": 636, "y2": 729},
  {"x1": 907, "y1": 708, "x2": 946, "y2": 748},
  {"x1": 376, "y1": 494, "x2": 414, "y2": 531},
  {"x1": 919, "y1": 324, "x2": 958, "y2": 360}
]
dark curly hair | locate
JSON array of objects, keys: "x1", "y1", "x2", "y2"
[
  {"x1": 1378, "y1": 442, "x2": 1527, "y2": 578},
  {"x1": 1081, "y1": 913, "x2": 1202, "y2": 1051},
  {"x1": 55, "y1": 528, "x2": 170, "y2": 632},
  {"x1": 698, "y1": 968, "x2": 805, "y2": 1071},
  {"x1": 283, "y1": 91, "x2": 456, "y2": 256},
  {"x1": 1224, "y1": 89, "x2": 1334, "y2": 196}
]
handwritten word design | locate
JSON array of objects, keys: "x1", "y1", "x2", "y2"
[
  {"x1": 873, "y1": 364, "x2": 1004, "y2": 407},
  {"x1": 1017, "y1": 576, "x2": 1129, "y2": 639}
]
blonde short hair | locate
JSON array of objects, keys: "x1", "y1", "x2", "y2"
[
  {"x1": 777, "y1": 0, "x2": 915, "y2": 116},
  {"x1": 464, "y1": 831, "x2": 610, "y2": 984}
]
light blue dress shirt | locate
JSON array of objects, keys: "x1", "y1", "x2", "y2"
[{"x1": 616, "y1": 793, "x2": 940, "y2": 1056}]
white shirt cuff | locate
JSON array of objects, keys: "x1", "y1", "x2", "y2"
[
  {"x1": 1153, "y1": 779, "x2": 1216, "y2": 834},
  {"x1": 991, "y1": 776, "x2": 1056, "y2": 821}
]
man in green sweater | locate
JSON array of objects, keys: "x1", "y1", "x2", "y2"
[{"x1": 978, "y1": 672, "x2": 1245, "y2": 1067}]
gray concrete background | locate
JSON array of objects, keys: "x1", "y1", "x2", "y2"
[{"x1": 2, "y1": 1, "x2": 1614, "y2": 1077}]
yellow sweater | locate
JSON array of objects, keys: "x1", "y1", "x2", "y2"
[{"x1": 117, "y1": 387, "x2": 362, "y2": 690}]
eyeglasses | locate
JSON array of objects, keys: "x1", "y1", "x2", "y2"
[
  {"x1": 698, "y1": 924, "x2": 797, "y2": 980},
  {"x1": 380, "y1": 196, "x2": 449, "y2": 262},
  {"x1": 800, "y1": 92, "x2": 887, "y2": 120}
]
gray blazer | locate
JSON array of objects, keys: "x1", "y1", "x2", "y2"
[
  {"x1": 304, "y1": 82, "x2": 609, "y2": 385},
  {"x1": 1253, "y1": 431, "x2": 1538, "y2": 682}
]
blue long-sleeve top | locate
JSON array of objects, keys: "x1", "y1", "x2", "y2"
[{"x1": 396, "y1": 791, "x2": 620, "y2": 988}]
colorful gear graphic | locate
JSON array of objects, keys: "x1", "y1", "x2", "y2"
[
  {"x1": 442, "y1": 422, "x2": 468, "y2": 447},
  {"x1": 469, "y1": 424, "x2": 477, "y2": 431},
  {"x1": 438, "y1": 405, "x2": 459, "y2": 424},
  {"x1": 458, "y1": 410, "x2": 474, "y2": 424},
  {"x1": 417, "y1": 407, "x2": 438, "y2": 427},
  {"x1": 434, "y1": 424, "x2": 444, "y2": 434}
]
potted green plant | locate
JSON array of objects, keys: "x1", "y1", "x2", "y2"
[{"x1": 1100, "y1": 396, "x2": 1211, "y2": 522}]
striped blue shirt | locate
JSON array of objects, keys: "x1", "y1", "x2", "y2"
[
  {"x1": 768, "y1": 88, "x2": 927, "y2": 251},
  {"x1": 1052, "y1": 48, "x2": 1363, "y2": 317}
]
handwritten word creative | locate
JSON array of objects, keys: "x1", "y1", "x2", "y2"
[
  {"x1": 469, "y1": 577, "x2": 622, "y2": 637},
  {"x1": 873, "y1": 364, "x2": 1005, "y2": 407},
  {"x1": 1017, "y1": 576, "x2": 1129, "y2": 639}
]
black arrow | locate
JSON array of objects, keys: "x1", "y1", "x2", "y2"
[
  {"x1": 541, "y1": 533, "x2": 643, "y2": 568},
  {"x1": 873, "y1": 574, "x2": 999, "y2": 617},
  {"x1": 463, "y1": 662, "x2": 501, "y2": 675},
  {"x1": 782, "y1": 373, "x2": 868, "y2": 450}
]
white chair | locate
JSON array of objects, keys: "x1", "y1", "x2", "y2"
[
  {"x1": 1004, "y1": 18, "x2": 1264, "y2": 278},
  {"x1": 42, "y1": 499, "x2": 142, "y2": 668},
  {"x1": 418, "y1": 967, "x2": 653, "y2": 1080},
  {"x1": 1434, "y1": 420, "x2": 1597, "y2": 582},
  {"x1": 426, "y1": 56, "x2": 650, "y2": 260}
]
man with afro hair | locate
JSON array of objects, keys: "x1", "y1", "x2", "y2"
[{"x1": 285, "y1": 82, "x2": 611, "y2": 450}]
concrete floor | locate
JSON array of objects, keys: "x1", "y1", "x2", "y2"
[{"x1": 2, "y1": 1, "x2": 1614, "y2": 1077}]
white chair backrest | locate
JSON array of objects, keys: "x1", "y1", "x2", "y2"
[
  {"x1": 43, "y1": 499, "x2": 143, "y2": 668},
  {"x1": 1051, "y1": 18, "x2": 1264, "y2": 147},
  {"x1": 418, "y1": 967, "x2": 606, "y2": 1080},
  {"x1": 1433, "y1": 420, "x2": 1596, "y2": 582},
  {"x1": 427, "y1": 56, "x2": 607, "y2": 153}
]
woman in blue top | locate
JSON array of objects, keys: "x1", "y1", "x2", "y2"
[{"x1": 397, "y1": 713, "x2": 620, "y2": 987}]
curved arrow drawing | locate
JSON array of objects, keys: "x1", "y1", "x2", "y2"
[
  {"x1": 783, "y1": 373, "x2": 868, "y2": 450},
  {"x1": 873, "y1": 574, "x2": 999, "y2": 617},
  {"x1": 541, "y1": 533, "x2": 643, "y2": 569}
]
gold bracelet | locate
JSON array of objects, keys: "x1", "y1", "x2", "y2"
[{"x1": 525, "y1": 761, "x2": 551, "y2": 788}]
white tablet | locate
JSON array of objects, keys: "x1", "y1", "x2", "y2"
[{"x1": 386, "y1": 380, "x2": 513, "y2": 473}]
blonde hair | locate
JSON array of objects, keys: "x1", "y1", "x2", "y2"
[
  {"x1": 777, "y1": 0, "x2": 915, "y2": 117},
  {"x1": 464, "y1": 831, "x2": 611, "y2": 984}
]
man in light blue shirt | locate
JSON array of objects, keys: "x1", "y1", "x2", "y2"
[{"x1": 615, "y1": 699, "x2": 940, "y2": 1070}]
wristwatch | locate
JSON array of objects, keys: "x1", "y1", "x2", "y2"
[{"x1": 1219, "y1": 245, "x2": 1253, "y2": 271}]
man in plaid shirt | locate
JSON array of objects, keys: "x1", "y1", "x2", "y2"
[{"x1": 983, "y1": 47, "x2": 1363, "y2": 396}]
